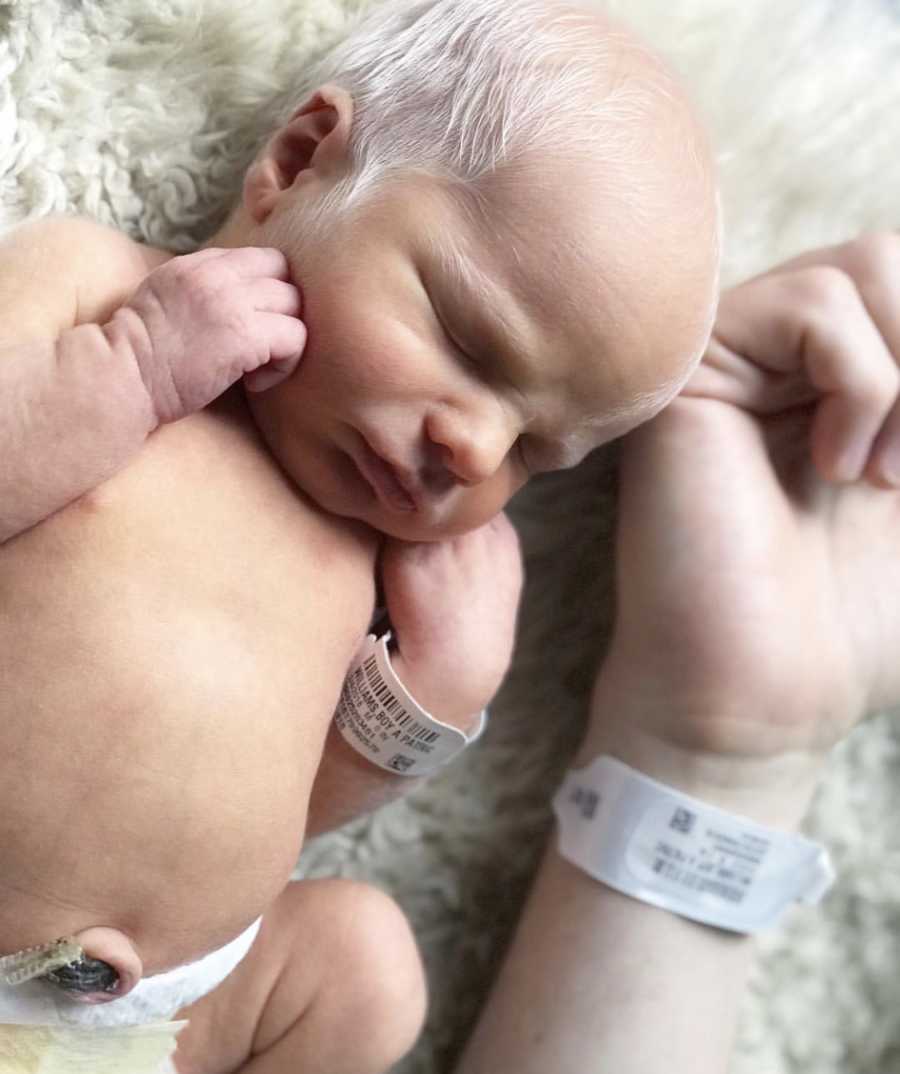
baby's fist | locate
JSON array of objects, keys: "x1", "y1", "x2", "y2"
[
  {"x1": 380, "y1": 513, "x2": 523, "y2": 730},
  {"x1": 107, "y1": 247, "x2": 306, "y2": 425}
]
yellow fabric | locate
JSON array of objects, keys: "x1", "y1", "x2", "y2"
[{"x1": 0, "y1": 1021, "x2": 187, "y2": 1074}]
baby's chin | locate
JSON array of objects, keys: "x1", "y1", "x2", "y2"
[{"x1": 337, "y1": 492, "x2": 507, "y2": 542}]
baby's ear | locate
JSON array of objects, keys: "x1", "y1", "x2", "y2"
[{"x1": 244, "y1": 84, "x2": 354, "y2": 224}]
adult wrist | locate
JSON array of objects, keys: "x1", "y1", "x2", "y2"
[
  {"x1": 581, "y1": 682, "x2": 827, "y2": 831},
  {"x1": 553, "y1": 755, "x2": 834, "y2": 933}
]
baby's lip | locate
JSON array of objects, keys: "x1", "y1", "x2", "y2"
[{"x1": 354, "y1": 435, "x2": 420, "y2": 513}]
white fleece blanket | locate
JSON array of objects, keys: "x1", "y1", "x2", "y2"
[{"x1": 4, "y1": 1, "x2": 900, "y2": 1071}]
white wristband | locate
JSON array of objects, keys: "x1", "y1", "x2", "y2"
[
  {"x1": 334, "y1": 634, "x2": 487, "y2": 777},
  {"x1": 553, "y1": 755, "x2": 835, "y2": 933}
]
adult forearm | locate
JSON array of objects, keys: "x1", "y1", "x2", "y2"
[
  {"x1": 457, "y1": 676, "x2": 825, "y2": 1074},
  {"x1": 0, "y1": 321, "x2": 154, "y2": 542},
  {"x1": 457, "y1": 841, "x2": 753, "y2": 1074}
]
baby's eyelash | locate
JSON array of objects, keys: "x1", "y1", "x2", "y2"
[
  {"x1": 435, "y1": 308, "x2": 477, "y2": 368},
  {"x1": 423, "y1": 283, "x2": 481, "y2": 373}
]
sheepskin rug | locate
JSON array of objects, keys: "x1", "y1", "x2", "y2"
[{"x1": 3, "y1": 1, "x2": 900, "y2": 1070}]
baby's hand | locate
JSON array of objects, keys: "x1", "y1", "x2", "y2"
[
  {"x1": 685, "y1": 231, "x2": 900, "y2": 487},
  {"x1": 380, "y1": 513, "x2": 523, "y2": 731},
  {"x1": 106, "y1": 247, "x2": 306, "y2": 425}
]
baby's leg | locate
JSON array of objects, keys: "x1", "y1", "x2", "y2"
[{"x1": 172, "y1": 879, "x2": 426, "y2": 1074}]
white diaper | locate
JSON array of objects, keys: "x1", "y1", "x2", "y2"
[{"x1": 0, "y1": 919, "x2": 262, "y2": 1073}]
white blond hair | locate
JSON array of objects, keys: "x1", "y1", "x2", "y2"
[
  {"x1": 264, "y1": 0, "x2": 721, "y2": 398},
  {"x1": 272, "y1": 0, "x2": 702, "y2": 223}
]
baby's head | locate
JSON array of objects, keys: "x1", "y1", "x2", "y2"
[{"x1": 221, "y1": 0, "x2": 720, "y2": 540}]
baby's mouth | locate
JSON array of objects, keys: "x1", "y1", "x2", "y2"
[{"x1": 354, "y1": 436, "x2": 419, "y2": 513}]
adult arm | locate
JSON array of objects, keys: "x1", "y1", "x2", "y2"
[{"x1": 457, "y1": 234, "x2": 900, "y2": 1073}]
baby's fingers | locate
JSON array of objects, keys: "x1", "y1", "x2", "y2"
[
  {"x1": 243, "y1": 314, "x2": 307, "y2": 393},
  {"x1": 248, "y1": 277, "x2": 302, "y2": 317}
]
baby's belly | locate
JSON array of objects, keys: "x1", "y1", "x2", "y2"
[{"x1": 0, "y1": 399, "x2": 378, "y2": 807}]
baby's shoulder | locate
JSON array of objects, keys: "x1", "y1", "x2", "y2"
[{"x1": 0, "y1": 214, "x2": 172, "y2": 340}]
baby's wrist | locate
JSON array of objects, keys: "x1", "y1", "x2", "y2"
[
  {"x1": 101, "y1": 307, "x2": 163, "y2": 428},
  {"x1": 388, "y1": 648, "x2": 484, "y2": 734}
]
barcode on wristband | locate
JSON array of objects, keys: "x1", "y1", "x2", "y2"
[
  {"x1": 334, "y1": 635, "x2": 475, "y2": 776},
  {"x1": 651, "y1": 842, "x2": 747, "y2": 903},
  {"x1": 554, "y1": 756, "x2": 835, "y2": 933},
  {"x1": 361, "y1": 655, "x2": 440, "y2": 744},
  {"x1": 631, "y1": 820, "x2": 765, "y2": 910}
]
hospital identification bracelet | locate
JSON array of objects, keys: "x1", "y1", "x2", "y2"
[
  {"x1": 334, "y1": 633, "x2": 487, "y2": 777},
  {"x1": 553, "y1": 755, "x2": 835, "y2": 933}
]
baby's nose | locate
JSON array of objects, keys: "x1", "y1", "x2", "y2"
[{"x1": 426, "y1": 404, "x2": 517, "y2": 485}]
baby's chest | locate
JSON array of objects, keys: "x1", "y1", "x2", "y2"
[{"x1": 0, "y1": 408, "x2": 377, "y2": 727}]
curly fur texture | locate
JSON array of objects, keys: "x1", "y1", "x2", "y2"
[{"x1": 3, "y1": 1, "x2": 900, "y2": 1071}]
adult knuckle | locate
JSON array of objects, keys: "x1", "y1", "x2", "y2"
[
  {"x1": 877, "y1": 360, "x2": 900, "y2": 398},
  {"x1": 846, "y1": 354, "x2": 898, "y2": 405},
  {"x1": 840, "y1": 230, "x2": 899, "y2": 279},
  {"x1": 794, "y1": 264, "x2": 858, "y2": 313}
]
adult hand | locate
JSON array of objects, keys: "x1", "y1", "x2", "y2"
[
  {"x1": 457, "y1": 235, "x2": 900, "y2": 1074},
  {"x1": 688, "y1": 231, "x2": 900, "y2": 487},
  {"x1": 582, "y1": 233, "x2": 900, "y2": 826}
]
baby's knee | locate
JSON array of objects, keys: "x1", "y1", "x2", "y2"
[{"x1": 303, "y1": 878, "x2": 427, "y2": 1071}]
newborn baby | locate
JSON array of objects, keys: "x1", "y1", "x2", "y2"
[
  {"x1": 225, "y1": 2, "x2": 721, "y2": 542},
  {"x1": 0, "y1": 0, "x2": 720, "y2": 1070}
]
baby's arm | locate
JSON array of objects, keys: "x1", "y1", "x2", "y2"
[
  {"x1": 307, "y1": 513, "x2": 523, "y2": 834},
  {"x1": 0, "y1": 217, "x2": 305, "y2": 543}
]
